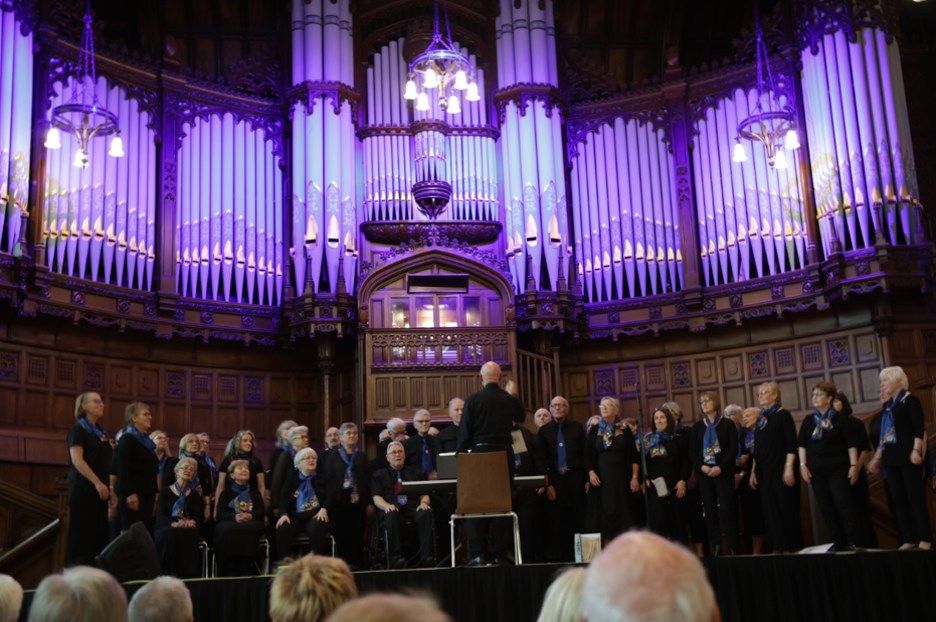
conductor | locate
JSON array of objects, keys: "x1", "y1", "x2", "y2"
[{"x1": 457, "y1": 361, "x2": 526, "y2": 566}]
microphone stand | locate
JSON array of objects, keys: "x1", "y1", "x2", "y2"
[{"x1": 634, "y1": 382, "x2": 650, "y2": 505}]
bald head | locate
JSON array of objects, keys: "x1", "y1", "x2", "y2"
[
  {"x1": 480, "y1": 361, "x2": 501, "y2": 385},
  {"x1": 580, "y1": 531, "x2": 717, "y2": 622}
]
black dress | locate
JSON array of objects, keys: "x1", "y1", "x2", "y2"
[
  {"x1": 753, "y1": 405, "x2": 802, "y2": 552},
  {"x1": 115, "y1": 429, "x2": 159, "y2": 531},
  {"x1": 644, "y1": 433, "x2": 689, "y2": 542},
  {"x1": 585, "y1": 422, "x2": 638, "y2": 542},
  {"x1": 690, "y1": 416, "x2": 739, "y2": 553},
  {"x1": 275, "y1": 469, "x2": 331, "y2": 559},
  {"x1": 322, "y1": 447, "x2": 371, "y2": 568},
  {"x1": 214, "y1": 486, "x2": 266, "y2": 576},
  {"x1": 844, "y1": 415, "x2": 876, "y2": 547},
  {"x1": 154, "y1": 483, "x2": 205, "y2": 577},
  {"x1": 736, "y1": 428, "x2": 765, "y2": 546},
  {"x1": 65, "y1": 418, "x2": 113, "y2": 566}
]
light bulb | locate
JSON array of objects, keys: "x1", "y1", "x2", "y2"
[
  {"x1": 454, "y1": 70, "x2": 468, "y2": 90},
  {"x1": 403, "y1": 79, "x2": 418, "y2": 100},
  {"x1": 784, "y1": 128, "x2": 800, "y2": 150},
  {"x1": 732, "y1": 141, "x2": 748, "y2": 164},
  {"x1": 44, "y1": 127, "x2": 61, "y2": 150},
  {"x1": 446, "y1": 95, "x2": 461, "y2": 115},
  {"x1": 773, "y1": 150, "x2": 788, "y2": 170},
  {"x1": 108, "y1": 135, "x2": 125, "y2": 158},
  {"x1": 423, "y1": 67, "x2": 439, "y2": 89},
  {"x1": 73, "y1": 148, "x2": 89, "y2": 169},
  {"x1": 465, "y1": 82, "x2": 480, "y2": 102},
  {"x1": 415, "y1": 92, "x2": 430, "y2": 112}
]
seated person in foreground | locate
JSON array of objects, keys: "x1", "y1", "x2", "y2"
[
  {"x1": 154, "y1": 457, "x2": 205, "y2": 578},
  {"x1": 276, "y1": 448, "x2": 332, "y2": 561},
  {"x1": 371, "y1": 441, "x2": 435, "y2": 568},
  {"x1": 214, "y1": 459, "x2": 266, "y2": 576}
]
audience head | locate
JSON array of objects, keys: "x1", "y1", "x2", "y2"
[
  {"x1": 447, "y1": 398, "x2": 465, "y2": 425},
  {"x1": 580, "y1": 531, "x2": 717, "y2": 622},
  {"x1": 174, "y1": 457, "x2": 198, "y2": 482},
  {"x1": 386, "y1": 441, "x2": 406, "y2": 470},
  {"x1": 652, "y1": 406, "x2": 675, "y2": 434},
  {"x1": 662, "y1": 401, "x2": 684, "y2": 425},
  {"x1": 534, "y1": 408, "x2": 551, "y2": 428},
  {"x1": 287, "y1": 425, "x2": 310, "y2": 450},
  {"x1": 326, "y1": 593, "x2": 449, "y2": 622},
  {"x1": 536, "y1": 567, "x2": 586, "y2": 622},
  {"x1": 756, "y1": 382, "x2": 781, "y2": 408},
  {"x1": 127, "y1": 576, "x2": 192, "y2": 622},
  {"x1": 413, "y1": 409, "x2": 432, "y2": 436},
  {"x1": 741, "y1": 407, "x2": 759, "y2": 430},
  {"x1": 832, "y1": 392, "x2": 853, "y2": 417},
  {"x1": 480, "y1": 361, "x2": 502, "y2": 385},
  {"x1": 549, "y1": 396, "x2": 570, "y2": 422},
  {"x1": 74, "y1": 392, "x2": 104, "y2": 421},
  {"x1": 598, "y1": 397, "x2": 620, "y2": 420},
  {"x1": 28, "y1": 566, "x2": 128, "y2": 622},
  {"x1": 0, "y1": 574, "x2": 23, "y2": 622},
  {"x1": 269, "y1": 555, "x2": 357, "y2": 622},
  {"x1": 179, "y1": 433, "x2": 201, "y2": 456},
  {"x1": 294, "y1": 447, "x2": 318, "y2": 473},
  {"x1": 124, "y1": 402, "x2": 152, "y2": 432},
  {"x1": 879, "y1": 366, "x2": 909, "y2": 398},
  {"x1": 339, "y1": 422, "x2": 359, "y2": 450},
  {"x1": 276, "y1": 420, "x2": 298, "y2": 445},
  {"x1": 325, "y1": 427, "x2": 341, "y2": 449}
]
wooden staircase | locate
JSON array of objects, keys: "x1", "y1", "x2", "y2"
[{"x1": 0, "y1": 478, "x2": 66, "y2": 589}]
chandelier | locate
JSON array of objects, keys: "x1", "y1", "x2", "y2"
[
  {"x1": 732, "y1": 3, "x2": 799, "y2": 170},
  {"x1": 402, "y1": 0, "x2": 479, "y2": 115},
  {"x1": 44, "y1": 0, "x2": 124, "y2": 168}
]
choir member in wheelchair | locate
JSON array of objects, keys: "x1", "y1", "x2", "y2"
[
  {"x1": 275, "y1": 447, "x2": 331, "y2": 561},
  {"x1": 154, "y1": 457, "x2": 205, "y2": 577}
]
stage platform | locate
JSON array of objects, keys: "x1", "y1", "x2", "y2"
[{"x1": 19, "y1": 551, "x2": 936, "y2": 621}]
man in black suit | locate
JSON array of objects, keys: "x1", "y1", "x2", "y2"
[
  {"x1": 457, "y1": 361, "x2": 526, "y2": 565},
  {"x1": 404, "y1": 409, "x2": 439, "y2": 479},
  {"x1": 538, "y1": 395, "x2": 587, "y2": 562},
  {"x1": 437, "y1": 397, "x2": 464, "y2": 453}
]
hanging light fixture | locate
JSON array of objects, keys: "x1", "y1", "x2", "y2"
[
  {"x1": 403, "y1": 0, "x2": 477, "y2": 116},
  {"x1": 733, "y1": 1, "x2": 799, "y2": 169},
  {"x1": 45, "y1": 0, "x2": 124, "y2": 168}
]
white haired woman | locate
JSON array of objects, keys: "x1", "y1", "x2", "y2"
[
  {"x1": 271, "y1": 425, "x2": 310, "y2": 517},
  {"x1": 154, "y1": 456, "x2": 205, "y2": 577},
  {"x1": 584, "y1": 397, "x2": 639, "y2": 542},
  {"x1": 868, "y1": 366, "x2": 932, "y2": 549},
  {"x1": 275, "y1": 447, "x2": 331, "y2": 562}
]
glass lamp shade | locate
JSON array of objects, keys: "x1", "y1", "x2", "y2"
[
  {"x1": 465, "y1": 82, "x2": 480, "y2": 102},
  {"x1": 403, "y1": 79, "x2": 418, "y2": 100},
  {"x1": 415, "y1": 92, "x2": 430, "y2": 112},
  {"x1": 423, "y1": 67, "x2": 439, "y2": 89},
  {"x1": 446, "y1": 95, "x2": 461, "y2": 115},
  {"x1": 108, "y1": 135, "x2": 125, "y2": 158},
  {"x1": 773, "y1": 149, "x2": 788, "y2": 170},
  {"x1": 44, "y1": 126, "x2": 61, "y2": 150},
  {"x1": 732, "y1": 141, "x2": 748, "y2": 163},
  {"x1": 453, "y1": 70, "x2": 468, "y2": 90},
  {"x1": 73, "y1": 148, "x2": 89, "y2": 169},
  {"x1": 784, "y1": 128, "x2": 801, "y2": 151}
]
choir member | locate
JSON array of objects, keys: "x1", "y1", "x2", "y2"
[
  {"x1": 585, "y1": 397, "x2": 640, "y2": 543},
  {"x1": 691, "y1": 393, "x2": 739, "y2": 554},
  {"x1": 322, "y1": 422, "x2": 371, "y2": 568},
  {"x1": 150, "y1": 430, "x2": 172, "y2": 490},
  {"x1": 404, "y1": 409, "x2": 440, "y2": 479},
  {"x1": 271, "y1": 425, "x2": 310, "y2": 516},
  {"x1": 115, "y1": 402, "x2": 159, "y2": 531},
  {"x1": 833, "y1": 392, "x2": 876, "y2": 547},
  {"x1": 215, "y1": 459, "x2": 266, "y2": 575},
  {"x1": 215, "y1": 430, "x2": 266, "y2": 510},
  {"x1": 275, "y1": 447, "x2": 332, "y2": 560},
  {"x1": 371, "y1": 441, "x2": 434, "y2": 568},
  {"x1": 643, "y1": 405, "x2": 689, "y2": 542},
  {"x1": 437, "y1": 397, "x2": 464, "y2": 453},
  {"x1": 154, "y1": 457, "x2": 205, "y2": 577},
  {"x1": 737, "y1": 407, "x2": 765, "y2": 554},
  {"x1": 269, "y1": 420, "x2": 298, "y2": 482}
]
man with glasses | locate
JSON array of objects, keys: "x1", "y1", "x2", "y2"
[{"x1": 405, "y1": 409, "x2": 440, "y2": 479}]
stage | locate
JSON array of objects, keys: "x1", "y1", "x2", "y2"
[{"x1": 18, "y1": 551, "x2": 936, "y2": 621}]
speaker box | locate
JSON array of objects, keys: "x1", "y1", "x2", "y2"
[{"x1": 95, "y1": 521, "x2": 161, "y2": 582}]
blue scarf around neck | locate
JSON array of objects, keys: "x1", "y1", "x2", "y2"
[
  {"x1": 295, "y1": 472, "x2": 318, "y2": 513},
  {"x1": 811, "y1": 408, "x2": 835, "y2": 441},
  {"x1": 757, "y1": 404, "x2": 780, "y2": 431},
  {"x1": 644, "y1": 431, "x2": 673, "y2": 458},
  {"x1": 879, "y1": 390, "x2": 906, "y2": 446},
  {"x1": 228, "y1": 482, "x2": 253, "y2": 513},
  {"x1": 78, "y1": 416, "x2": 106, "y2": 442},
  {"x1": 702, "y1": 416, "x2": 722, "y2": 466},
  {"x1": 124, "y1": 426, "x2": 156, "y2": 454}
]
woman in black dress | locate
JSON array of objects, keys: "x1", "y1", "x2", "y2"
[
  {"x1": 750, "y1": 381, "x2": 801, "y2": 552},
  {"x1": 215, "y1": 430, "x2": 267, "y2": 512},
  {"x1": 691, "y1": 392, "x2": 739, "y2": 555},
  {"x1": 65, "y1": 392, "x2": 113, "y2": 566},
  {"x1": 151, "y1": 429, "x2": 172, "y2": 490},
  {"x1": 215, "y1": 459, "x2": 266, "y2": 575},
  {"x1": 164, "y1": 434, "x2": 213, "y2": 518},
  {"x1": 834, "y1": 392, "x2": 876, "y2": 547},
  {"x1": 115, "y1": 402, "x2": 159, "y2": 531},
  {"x1": 737, "y1": 407, "x2": 765, "y2": 554},
  {"x1": 798, "y1": 381, "x2": 859, "y2": 549},
  {"x1": 154, "y1": 457, "x2": 205, "y2": 577},
  {"x1": 275, "y1": 447, "x2": 331, "y2": 561},
  {"x1": 643, "y1": 405, "x2": 689, "y2": 542},
  {"x1": 585, "y1": 397, "x2": 639, "y2": 543},
  {"x1": 868, "y1": 366, "x2": 932, "y2": 550}
]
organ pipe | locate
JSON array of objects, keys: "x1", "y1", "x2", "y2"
[{"x1": 0, "y1": 6, "x2": 31, "y2": 255}]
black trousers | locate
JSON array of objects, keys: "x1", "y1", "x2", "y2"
[
  {"x1": 65, "y1": 482, "x2": 110, "y2": 567},
  {"x1": 549, "y1": 469, "x2": 586, "y2": 562},
  {"x1": 758, "y1": 469, "x2": 801, "y2": 552},
  {"x1": 698, "y1": 471, "x2": 739, "y2": 552},
  {"x1": 382, "y1": 507, "x2": 434, "y2": 564},
  {"x1": 118, "y1": 494, "x2": 154, "y2": 532},
  {"x1": 646, "y1": 487, "x2": 686, "y2": 543},
  {"x1": 848, "y1": 472, "x2": 877, "y2": 547},
  {"x1": 275, "y1": 512, "x2": 332, "y2": 559},
  {"x1": 884, "y1": 464, "x2": 932, "y2": 545},
  {"x1": 332, "y1": 503, "x2": 365, "y2": 568},
  {"x1": 513, "y1": 488, "x2": 538, "y2": 562},
  {"x1": 810, "y1": 466, "x2": 859, "y2": 547}
]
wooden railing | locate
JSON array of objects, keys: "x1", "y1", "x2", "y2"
[
  {"x1": 516, "y1": 348, "x2": 560, "y2": 415},
  {"x1": 0, "y1": 479, "x2": 66, "y2": 589}
]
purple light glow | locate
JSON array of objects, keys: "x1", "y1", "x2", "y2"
[{"x1": 0, "y1": 7, "x2": 31, "y2": 255}]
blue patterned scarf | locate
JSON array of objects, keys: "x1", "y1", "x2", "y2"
[
  {"x1": 879, "y1": 390, "x2": 906, "y2": 446},
  {"x1": 295, "y1": 472, "x2": 318, "y2": 513},
  {"x1": 644, "y1": 431, "x2": 673, "y2": 458},
  {"x1": 811, "y1": 409, "x2": 835, "y2": 441},
  {"x1": 338, "y1": 445, "x2": 357, "y2": 490},
  {"x1": 228, "y1": 482, "x2": 253, "y2": 513},
  {"x1": 78, "y1": 416, "x2": 106, "y2": 442},
  {"x1": 757, "y1": 404, "x2": 780, "y2": 431},
  {"x1": 170, "y1": 482, "x2": 190, "y2": 519},
  {"x1": 702, "y1": 416, "x2": 722, "y2": 466}
]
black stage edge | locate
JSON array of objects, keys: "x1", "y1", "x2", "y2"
[{"x1": 19, "y1": 551, "x2": 936, "y2": 622}]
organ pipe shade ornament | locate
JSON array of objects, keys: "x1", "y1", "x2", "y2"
[
  {"x1": 44, "y1": 1, "x2": 124, "y2": 168},
  {"x1": 733, "y1": 1, "x2": 799, "y2": 169},
  {"x1": 402, "y1": 0, "x2": 479, "y2": 115}
]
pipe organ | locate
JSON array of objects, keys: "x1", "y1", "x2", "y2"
[
  {"x1": 290, "y1": 0, "x2": 357, "y2": 294},
  {"x1": 42, "y1": 76, "x2": 156, "y2": 290},
  {"x1": 0, "y1": 5, "x2": 31, "y2": 255},
  {"x1": 176, "y1": 114, "x2": 283, "y2": 305},
  {"x1": 691, "y1": 90, "x2": 807, "y2": 286},
  {"x1": 799, "y1": 25, "x2": 922, "y2": 255},
  {"x1": 362, "y1": 39, "x2": 497, "y2": 223},
  {"x1": 570, "y1": 117, "x2": 683, "y2": 303}
]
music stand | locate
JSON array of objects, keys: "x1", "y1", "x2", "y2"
[{"x1": 449, "y1": 451, "x2": 522, "y2": 567}]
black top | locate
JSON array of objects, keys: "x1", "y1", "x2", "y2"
[
  {"x1": 216, "y1": 487, "x2": 265, "y2": 523},
  {"x1": 321, "y1": 447, "x2": 371, "y2": 510},
  {"x1": 437, "y1": 424, "x2": 459, "y2": 453},
  {"x1": 644, "y1": 435, "x2": 690, "y2": 488},
  {"x1": 155, "y1": 483, "x2": 205, "y2": 531},
  {"x1": 690, "y1": 417, "x2": 738, "y2": 474},
  {"x1": 219, "y1": 454, "x2": 265, "y2": 490},
  {"x1": 371, "y1": 465, "x2": 426, "y2": 509},
  {"x1": 753, "y1": 407, "x2": 797, "y2": 474},
  {"x1": 373, "y1": 438, "x2": 394, "y2": 471},
  {"x1": 845, "y1": 416, "x2": 871, "y2": 453},
  {"x1": 269, "y1": 446, "x2": 286, "y2": 477},
  {"x1": 512, "y1": 426, "x2": 544, "y2": 476},
  {"x1": 270, "y1": 450, "x2": 297, "y2": 511},
  {"x1": 67, "y1": 418, "x2": 113, "y2": 491},
  {"x1": 457, "y1": 383, "x2": 525, "y2": 452},
  {"x1": 584, "y1": 423, "x2": 638, "y2": 474},
  {"x1": 279, "y1": 468, "x2": 328, "y2": 519},
  {"x1": 115, "y1": 431, "x2": 159, "y2": 498},
  {"x1": 404, "y1": 433, "x2": 440, "y2": 476},
  {"x1": 797, "y1": 411, "x2": 850, "y2": 471},
  {"x1": 879, "y1": 393, "x2": 925, "y2": 467},
  {"x1": 538, "y1": 418, "x2": 587, "y2": 478},
  {"x1": 162, "y1": 455, "x2": 213, "y2": 498}
]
